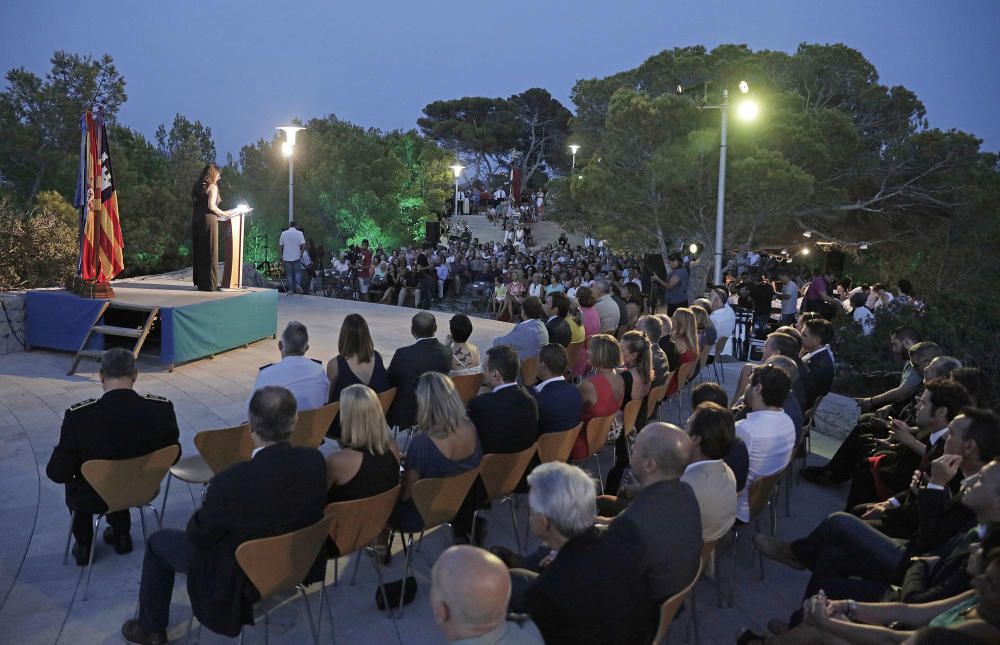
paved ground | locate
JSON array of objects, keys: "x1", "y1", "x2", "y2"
[{"x1": 0, "y1": 286, "x2": 843, "y2": 644}]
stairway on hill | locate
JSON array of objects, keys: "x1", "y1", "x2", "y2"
[{"x1": 450, "y1": 214, "x2": 583, "y2": 249}]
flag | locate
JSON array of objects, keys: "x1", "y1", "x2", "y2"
[{"x1": 73, "y1": 111, "x2": 124, "y2": 283}]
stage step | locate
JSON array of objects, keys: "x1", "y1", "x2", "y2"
[
  {"x1": 106, "y1": 302, "x2": 159, "y2": 313},
  {"x1": 91, "y1": 325, "x2": 143, "y2": 338}
]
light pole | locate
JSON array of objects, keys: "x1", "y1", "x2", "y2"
[
  {"x1": 277, "y1": 126, "x2": 304, "y2": 224},
  {"x1": 450, "y1": 164, "x2": 464, "y2": 218},
  {"x1": 702, "y1": 83, "x2": 757, "y2": 285},
  {"x1": 569, "y1": 144, "x2": 580, "y2": 171}
]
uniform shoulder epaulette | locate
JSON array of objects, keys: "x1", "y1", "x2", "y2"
[
  {"x1": 310, "y1": 358, "x2": 322, "y2": 365},
  {"x1": 68, "y1": 398, "x2": 98, "y2": 412},
  {"x1": 142, "y1": 393, "x2": 170, "y2": 403},
  {"x1": 259, "y1": 363, "x2": 275, "y2": 371}
]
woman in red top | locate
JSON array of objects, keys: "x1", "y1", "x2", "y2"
[
  {"x1": 665, "y1": 307, "x2": 700, "y2": 396},
  {"x1": 570, "y1": 334, "x2": 625, "y2": 460}
]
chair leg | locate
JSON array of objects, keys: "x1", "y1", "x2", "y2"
[
  {"x1": 298, "y1": 585, "x2": 321, "y2": 645},
  {"x1": 593, "y1": 453, "x2": 604, "y2": 495},
  {"x1": 784, "y1": 472, "x2": 792, "y2": 518},
  {"x1": 160, "y1": 473, "x2": 173, "y2": 524},
  {"x1": 185, "y1": 482, "x2": 197, "y2": 508},
  {"x1": 509, "y1": 500, "x2": 522, "y2": 553},
  {"x1": 138, "y1": 504, "x2": 149, "y2": 546},
  {"x1": 63, "y1": 511, "x2": 75, "y2": 565},
  {"x1": 350, "y1": 552, "x2": 363, "y2": 586},
  {"x1": 83, "y1": 515, "x2": 103, "y2": 600},
  {"x1": 397, "y1": 536, "x2": 415, "y2": 618},
  {"x1": 320, "y1": 583, "x2": 336, "y2": 645}
]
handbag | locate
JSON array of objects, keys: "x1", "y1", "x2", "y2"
[{"x1": 374, "y1": 576, "x2": 417, "y2": 610}]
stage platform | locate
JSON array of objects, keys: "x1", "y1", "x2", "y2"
[{"x1": 24, "y1": 277, "x2": 279, "y2": 369}]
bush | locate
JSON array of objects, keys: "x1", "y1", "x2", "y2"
[{"x1": 0, "y1": 195, "x2": 78, "y2": 290}]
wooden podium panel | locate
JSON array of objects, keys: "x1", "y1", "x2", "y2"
[{"x1": 221, "y1": 215, "x2": 244, "y2": 289}]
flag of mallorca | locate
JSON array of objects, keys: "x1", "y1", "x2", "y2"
[{"x1": 73, "y1": 111, "x2": 124, "y2": 282}]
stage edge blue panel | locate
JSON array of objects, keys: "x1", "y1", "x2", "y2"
[
  {"x1": 25, "y1": 291, "x2": 107, "y2": 352},
  {"x1": 162, "y1": 289, "x2": 278, "y2": 364}
]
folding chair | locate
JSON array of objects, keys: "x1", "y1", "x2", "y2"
[
  {"x1": 451, "y1": 372, "x2": 485, "y2": 405},
  {"x1": 710, "y1": 336, "x2": 729, "y2": 383},
  {"x1": 161, "y1": 423, "x2": 252, "y2": 518},
  {"x1": 651, "y1": 557, "x2": 703, "y2": 645},
  {"x1": 519, "y1": 356, "x2": 538, "y2": 387},
  {"x1": 472, "y1": 445, "x2": 538, "y2": 552},
  {"x1": 577, "y1": 414, "x2": 615, "y2": 493},
  {"x1": 536, "y1": 423, "x2": 583, "y2": 464},
  {"x1": 291, "y1": 402, "x2": 341, "y2": 448}
]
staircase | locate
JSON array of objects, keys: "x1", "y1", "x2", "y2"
[
  {"x1": 68, "y1": 301, "x2": 160, "y2": 375},
  {"x1": 453, "y1": 214, "x2": 584, "y2": 249}
]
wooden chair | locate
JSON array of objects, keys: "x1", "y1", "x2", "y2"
[
  {"x1": 473, "y1": 444, "x2": 538, "y2": 552},
  {"x1": 537, "y1": 423, "x2": 583, "y2": 463},
  {"x1": 665, "y1": 361, "x2": 698, "y2": 421},
  {"x1": 577, "y1": 414, "x2": 615, "y2": 493},
  {"x1": 291, "y1": 402, "x2": 340, "y2": 448},
  {"x1": 377, "y1": 387, "x2": 397, "y2": 415},
  {"x1": 161, "y1": 423, "x2": 252, "y2": 518},
  {"x1": 396, "y1": 467, "x2": 481, "y2": 615},
  {"x1": 710, "y1": 336, "x2": 729, "y2": 382},
  {"x1": 519, "y1": 356, "x2": 539, "y2": 387},
  {"x1": 235, "y1": 513, "x2": 337, "y2": 645},
  {"x1": 451, "y1": 372, "x2": 485, "y2": 405},
  {"x1": 621, "y1": 398, "x2": 643, "y2": 439},
  {"x1": 68, "y1": 444, "x2": 179, "y2": 600},
  {"x1": 321, "y1": 486, "x2": 402, "y2": 636},
  {"x1": 651, "y1": 557, "x2": 703, "y2": 645},
  {"x1": 646, "y1": 382, "x2": 668, "y2": 421},
  {"x1": 744, "y1": 469, "x2": 785, "y2": 580},
  {"x1": 694, "y1": 344, "x2": 711, "y2": 383},
  {"x1": 565, "y1": 340, "x2": 585, "y2": 378}
]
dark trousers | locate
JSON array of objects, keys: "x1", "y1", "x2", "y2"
[
  {"x1": 72, "y1": 508, "x2": 130, "y2": 545},
  {"x1": 192, "y1": 214, "x2": 219, "y2": 291},
  {"x1": 138, "y1": 529, "x2": 194, "y2": 633},
  {"x1": 780, "y1": 313, "x2": 797, "y2": 325},
  {"x1": 604, "y1": 433, "x2": 630, "y2": 495},
  {"x1": 824, "y1": 416, "x2": 890, "y2": 482},
  {"x1": 790, "y1": 512, "x2": 906, "y2": 585}
]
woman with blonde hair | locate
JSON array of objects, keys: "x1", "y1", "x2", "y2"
[
  {"x1": 570, "y1": 334, "x2": 625, "y2": 460},
  {"x1": 391, "y1": 372, "x2": 481, "y2": 533},
  {"x1": 691, "y1": 305, "x2": 718, "y2": 351},
  {"x1": 665, "y1": 307, "x2": 699, "y2": 396},
  {"x1": 326, "y1": 385, "x2": 400, "y2": 499}
]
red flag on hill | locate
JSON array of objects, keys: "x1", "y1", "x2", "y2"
[{"x1": 73, "y1": 111, "x2": 124, "y2": 283}]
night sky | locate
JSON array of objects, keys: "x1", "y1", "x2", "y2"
[{"x1": 3, "y1": 0, "x2": 998, "y2": 159}]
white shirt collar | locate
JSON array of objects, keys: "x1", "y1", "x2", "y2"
[
  {"x1": 535, "y1": 376, "x2": 565, "y2": 392},
  {"x1": 493, "y1": 382, "x2": 518, "y2": 393},
  {"x1": 251, "y1": 446, "x2": 265, "y2": 459},
  {"x1": 684, "y1": 458, "x2": 723, "y2": 473},
  {"x1": 804, "y1": 345, "x2": 834, "y2": 362},
  {"x1": 547, "y1": 315, "x2": 560, "y2": 323},
  {"x1": 929, "y1": 427, "x2": 950, "y2": 446}
]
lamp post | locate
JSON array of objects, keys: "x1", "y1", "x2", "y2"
[
  {"x1": 277, "y1": 126, "x2": 304, "y2": 224},
  {"x1": 568, "y1": 144, "x2": 580, "y2": 171},
  {"x1": 450, "y1": 164, "x2": 465, "y2": 218},
  {"x1": 701, "y1": 83, "x2": 757, "y2": 285}
]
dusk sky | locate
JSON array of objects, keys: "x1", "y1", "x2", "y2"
[{"x1": 3, "y1": 1, "x2": 998, "y2": 159}]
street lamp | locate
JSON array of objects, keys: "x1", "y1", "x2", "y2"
[
  {"x1": 568, "y1": 144, "x2": 580, "y2": 170},
  {"x1": 277, "y1": 126, "x2": 304, "y2": 224},
  {"x1": 450, "y1": 164, "x2": 465, "y2": 218},
  {"x1": 702, "y1": 82, "x2": 758, "y2": 285}
]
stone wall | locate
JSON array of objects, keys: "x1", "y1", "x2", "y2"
[{"x1": 0, "y1": 292, "x2": 26, "y2": 355}]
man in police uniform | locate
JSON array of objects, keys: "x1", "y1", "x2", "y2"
[
  {"x1": 47, "y1": 348, "x2": 181, "y2": 565},
  {"x1": 248, "y1": 321, "x2": 328, "y2": 411}
]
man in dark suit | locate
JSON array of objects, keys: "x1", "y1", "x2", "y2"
[
  {"x1": 387, "y1": 312, "x2": 453, "y2": 429},
  {"x1": 532, "y1": 343, "x2": 583, "y2": 436},
  {"x1": 468, "y1": 345, "x2": 538, "y2": 454},
  {"x1": 606, "y1": 422, "x2": 703, "y2": 603},
  {"x1": 122, "y1": 386, "x2": 328, "y2": 644},
  {"x1": 542, "y1": 292, "x2": 572, "y2": 348},
  {"x1": 801, "y1": 317, "x2": 835, "y2": 405},
  {"x1": 46, "y1": 348, "x2": 180, "y2": 565}
]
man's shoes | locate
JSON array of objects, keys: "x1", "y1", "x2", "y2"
[
  {"x1": 799, "y1": 466, "x2": 834, "y2": 486},
  {"x1": 753, "y1": 534, "x2": 805, "y2": 571},
  {"x1": 71, "y1": 541, "x2": 91, "y2": 567},
  {"x1": 121, "y1": 619, "x2": 167, "y2": 645},
  {"x1": 103, "y1": 527, "x2": 133, "y2": 555}
]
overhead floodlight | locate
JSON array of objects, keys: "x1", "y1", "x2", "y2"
[
  {"x1": 738, "y1": 81, "x2": 749, "y2": 94},
  {"x1": 281, "y1": 141, "x2": 293, "y2": 158},
  {"x1": 568, "y1": 144, "x2": 581, "y2": 155},
  {"x1": 802, "y1": 231, "x2": 812, "y2": 238},
  {"x1": 859, "y1": 242, "x2": 869, "y2": 250},
  {"x1": 688, "y1": 243, "x2": 698, "y2": 254},
  {"x1": 277, "y1": 125, "x2": 305, "y2": 145},
  {"x1": 736, "y1": 100, "x2": 759, "y2": 121},
  {"x1": 801, "y1": 248, "x2": 811, "y2": 255},
  {"x1": 449, "y1": 164, "x2": 465, "y2": 178},
  {"x1": 676, "y1": 85, "x2": 684, "y2": 94}
]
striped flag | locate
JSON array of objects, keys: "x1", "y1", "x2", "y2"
[{"x1": 73, "y1": 111, "x2": 124, "y2": 282}]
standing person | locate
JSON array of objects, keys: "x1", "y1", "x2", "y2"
[
  {"x1": 652, "y1": 252, "x2": 689, "y2": 315},
  {"x1": 279, "y1": 220, "x2": 306, "y2": 295},
  {"x1": 191, "y1": 164, "x2": 238, "y2": 292},
  {"x1": 802, "y1": 267, "x2": 829, "y2": 314},
  {"x1": 356, "y1": 239, "x2": 373, "y2": 299},
  {"x1": 748, "y1": 271, "x2": 775, "y2": 338},
  {"x1": 777, "y1": 269, "x2": 799, "y2": 325},
  {"x1": 47, "y1": 348, "x2": 181, "y2": 565}
]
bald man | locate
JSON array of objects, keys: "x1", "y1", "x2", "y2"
[
  {"x1": 605, "y1": 422, "x2": 703, "y2": 602},
  {"x1": 431, "y1": 545, "x2": 543, "y2": 644}
]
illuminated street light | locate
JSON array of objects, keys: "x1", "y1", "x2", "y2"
[
  {"x1": 450, "y1": 164, "x2": 465, "y2": 218},
  {"x1": 277, "y1": 126, "x2": 305, "y2": 224},
  {"x1": 689, "y1": 243, "x2": 699, "y2": 254},
  {"x1": 569, "y1": 144, "x2": 581, "y2": 170},
  {"x1": 737, "y1": 100, "x2": 759, "y2": 121}
]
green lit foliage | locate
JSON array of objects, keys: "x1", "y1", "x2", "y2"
[{"x1": 0, "y1": 195, "x2": 77, "y2": 290}]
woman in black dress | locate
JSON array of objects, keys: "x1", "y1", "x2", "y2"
[{"x1": 191, "y1": 164, "x2": 237, "y2": 291}]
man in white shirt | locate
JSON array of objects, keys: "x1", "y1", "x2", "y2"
[
  {"x1": 278, "y1": 221, "x2": 306, "y2": 295},
  {"x1": 708, "y1": 286, "x2": 736, "y2": 354},
  {"x1": 591, "y1": 278, "x2": 621, "y2": 334},
  {"x1": 683, "y1": 402, "x2": 738, "y2": 542},
  {"x1": 776, "y1": 270, "x2": 799, "y2": 325},
  {"x1": 734, "y1": 364, "x2": 796, "y2": 522},
  {"x1": 249, "y1": 321, "x2": 329, "y2": 412}
]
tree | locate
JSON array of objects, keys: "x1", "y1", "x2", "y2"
[{"x1": 0, "y1": 51, "x2": 126, "y2": 204}]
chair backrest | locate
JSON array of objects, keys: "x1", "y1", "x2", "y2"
[
  {"x1": 675, "y1": 360, "x2": 697, "y2": 390},
  {"x1": 584, "y1": 414, "x2": 616, "y2": 457},
  {"x1": 478, "y1": 444, "x2": 538, "y2": 500},
  {"x1": 696, "y1": 344, "x2": 711, "y2": 373},
  {"x1": 324, "y1": 485, "x2": 401, "y2": 557},
  {"x1": 713, "y1": 335, "x2": 729, "y2": 358},
  {"x1": 537, "y1": 423, "x2": 583, "y2": 463},
  {"x1": 235, "y1": 513, "x2": 337, "y2": 601},
  {"x1": 747, "y1": 470, "x2": 784, "y2": 518},
  {"x1": 565, "y1": 340, "x2": 585, "y2": 376},
  {"x1": 520, "y1": 356, "x2": 538, "y2": 386},
  {"x1": 646, "y1": 383, "x2": 668, "y2": 419},
  {"x1": 194, "y1": 423, "x2": 253, "y2": 475},
  {"x1": 451, "y1": 372, "x2": 485, "y2": 405},
  {"x1": 651, "y1": 557, "x2": 703, "y2": 645},
  {"x1": 377, "y1": 388, "x2": 397, "y2": 414},
  {"x1": 409, "y1": 467, "x2": 481, "y2": 529},
  {"x1": 81, "y1": 444, "x2": 180, "y2": 513},
  {"x1": 621, "y1": 398, "x2": 643, "y2": 436},
  {"x1": 291, "y1": 402, "x2": 340, "y2": 448}
]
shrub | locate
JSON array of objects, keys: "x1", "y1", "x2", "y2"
[{"x1": 0, "y1": 195, "x2": 78, "y2": 290}]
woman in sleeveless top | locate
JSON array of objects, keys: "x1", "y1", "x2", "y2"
[
  {"x1": 570, "y1": 334, "x2": 625, "y2": 461},
  {"x1": 604, "y1": 331, "x2": 652, "y2": 494},
  {"x1": 326, "y1": 314, "x2": 388, "y2": 438},
  {"x1": 575, "y1": 286, "x2": 601, "y2": 377},
  {"x1": 666, "y1": 307, "x2": 700, "y2": 396},
  {"x1": 325, "y1": 385, "x2": 400, "y2": 556},
  {"x1": 391, "y1": 372, "x2": 481, "y2": 533},
  {"x1": 191, "y1": 164, "x2": 239, "y2": 291},
  {"x1": 447, "y1": 314, "x2": 481, "y2": 375}
]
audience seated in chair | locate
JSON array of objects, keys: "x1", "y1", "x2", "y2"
[
  {"x1": 542, "y1": 291, "x2": 572, "y2": 348},
  {"x1": 569, "y1": 334, "x2": 625, "y2": 461},
  {"x1": 447, "y1": 314, "x2": 481, "y2": 374},
  {"x1": 532, "y1": 343, "x2": 584, "y2": 436},
  {"x1": 692, "y1": 382, "x2": 749, "y2": 493},
  {"x1": 468, "y1": 345, "x2": 539, "y2": 455},
  {"x1": 636, "y1": 315, "x2": 669, "y2": 387},
  {"x1": 386, "y1": 312, "x2": 453, "y2": 430},
  {"x1": 493, "y1": 295, "x2": 549, "y2": 361},
  {"x1": 325, "y1": 314, "x2": 389, "y2": 438},
  {"x1": 683, "y1": 403, "x2": 739, "y2": 542},
  {"x1": 249, "y1": 321, "x2": 329, "y2": 412}
]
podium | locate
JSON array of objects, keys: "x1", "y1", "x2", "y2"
[{"x1": 221, "y1": 213, "x2": 247, "y2": 289}]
